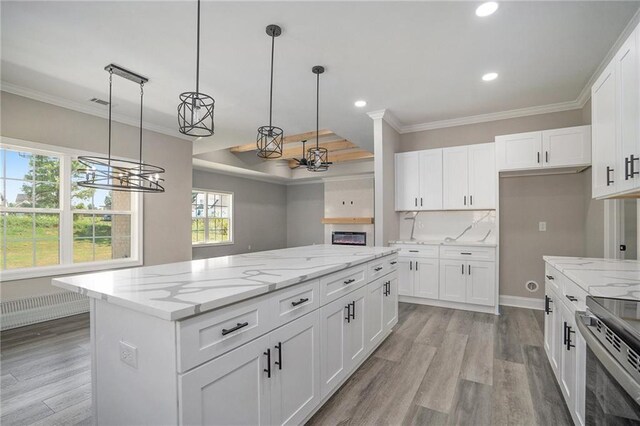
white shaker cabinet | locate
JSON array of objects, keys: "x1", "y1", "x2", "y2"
[
  {"x1": 615, "y1": 26, "x2": 640, "y2": 194},
  {"x1": 383, "y1": 276, "x2": 398, "y2": 329},
  {"x1": 439, "y1": 259, "x2": 467, "y2": 303},
  {"x1": 319, "y1": 297, "x2": 349, "y2": 398},
  {"x1": 592, "y1": 63, "x2": 618, "y2": 198},
  {"x1": 419, "y1": 149, "x2": 444, "y2": 210},
  {"x1": 591, "y1": 22, "x2": 640, "y2": 198},
  {"x1": 495, "y1": 131, "x2": 542, "y2": 171},
  {"x1": 443, "y1": 143, "x2": 496, "y2": 210},
  {"x1": 495, "y1": 126, "x2": 591, "y2": 173},
  {"x1": 180, "y1": 335, "x2": 272, "y2": 425},
  {"x1": 269, "y1": 311, "x2": 321, "y2": 426},
  {"x1": 395, "y1": 152, "x2": 421, "y2": 210},
  {"x1": 395, "y1": 149, "x2": 443, "y2": 210},
  {"x1": 442, "y1": 146, "x2": 469, "y2": 210},
  {"x1": 542, "y1": 126, "x2": 592, "y2": 168},
  {"x1": 465, "y1": 260, "x2": 496, "y2": 306},
  {"x1": 180, "y1": 312, "x2": 322, "y2": 426},
  {"x1": 397, "y1": 258, "x2": 415, "y2": 296}
]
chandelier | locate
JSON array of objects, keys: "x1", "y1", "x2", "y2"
[{"x1": 78, "y1": 64, "x2": 165, "y2": 193}]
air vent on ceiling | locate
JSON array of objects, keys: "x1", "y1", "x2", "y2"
[{"x1": 89, "y1": 97, "x2": 109, "y2": 106}]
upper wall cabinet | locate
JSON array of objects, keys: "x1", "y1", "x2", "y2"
[
  {"x1": 495, "y1": 125, "x2": 591, "y2": 173},
  {"x1": 395, "y1": 149, "x2": 443, "y2": 211},
  {"x1": 395, "y1": 144, "x2": 495, "y2": 211},
  {"x1": 591, "y1": 22, "x2": 640, "y2": 199},
  {"x1": 443, "y1": 143, "x2": 496, "y2": 210}
]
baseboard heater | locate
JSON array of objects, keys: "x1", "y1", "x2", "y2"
[{"x1": 1, "y1": 292, "x2": 89, "y2": 331}]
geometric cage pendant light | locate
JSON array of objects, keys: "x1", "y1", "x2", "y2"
[
  {"x1": 77, "y1": 64, "x2": 165, "y2": 193},
  {"x1": 256, "y1": 24, "x2": 284, "y2": 158},
  {"x1": 178, "y1": 0, "x2": 215, "y2": 137},
  {"x1": 306, "y1": 65, "x2": 331, "y2": 172}
]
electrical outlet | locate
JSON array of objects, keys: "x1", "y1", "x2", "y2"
[
  {"x1": 119, "y1": 341, "x2": 138, "y2": 368},
  {"x1": 538, "y1": 221, "x2": 547, "y2": 232}
]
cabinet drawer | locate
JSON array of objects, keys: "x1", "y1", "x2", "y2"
[
  {"x1": 392, "y1": 245, "x2": 439, "y2": 258},
  {"x1": 319, "y1": 265, "x2": 367, "y2": 304},
  {"x1": 544, "y1": 263, "x2": 561, "y2": 293},
  {"x1": 273, "y1": 280, "x2": 319, "y2": 327},
  {"x1": 177, "y1": 295, "x2": 273, "y2": 372},
  {"x1": 368, "y1": 255, "x2": 397, "y2": 280},
  {"x1": 562, "y1": 275, "x2": 588, "y2": 313},
  {"x1": 439, "y1": 246, "x2": 496, "y2": 261}
]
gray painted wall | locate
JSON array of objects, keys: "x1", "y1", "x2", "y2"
[
  {"x1": 286, "y1": 183, "x2": 325, "y2": 248},
  {"x1": 398, "y1": 104, "x2": 605, "y2": 300},
  {"x1": 1, "y1": 92, "x2": 193, "y2": 300},
  {"x1": 374, "y1": 118, "x2": 400, "y2": 246},
  {"x1": 192, "y1": 170, "x2": 287, "y2": 259}
]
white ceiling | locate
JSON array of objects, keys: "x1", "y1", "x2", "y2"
[{"x1": 2, "y1": 0, "x2": 639, "y2": 159}]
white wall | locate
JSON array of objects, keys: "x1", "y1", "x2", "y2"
[{"x1": 0, "y1": 92, "x2": 193, "y2": 300}]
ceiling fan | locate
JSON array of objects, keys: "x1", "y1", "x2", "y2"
[
  {"x1": 290, "y1": 140, "x2": 309, "y2": 168},
  {"x1": 290, "y1": 140, "x2": 333, "y2": 169}
]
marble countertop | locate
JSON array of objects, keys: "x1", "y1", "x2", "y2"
[
  {"x1": 52, "y1": 245, "x2": 398, "y2": 321},
  {"x1": 544, "y1": 256, "x2": 640, "y2": 301},
  {"x1": 389, "y1": 240, "x2": 497, "y2": 248}
]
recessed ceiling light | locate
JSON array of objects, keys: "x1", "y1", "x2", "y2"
[
  {"x1": 354, "y1": 100, "x2": 367, "y2": 108},
  {"x1": 482, "y1": 72, "x2": 498, "y2": 82},
  {"x1": 476, "y1": 2, "x2": 499, "y2": 17}
]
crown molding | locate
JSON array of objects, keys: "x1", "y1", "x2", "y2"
[
  {"x1": 367, "y1": 109, "x2": 402, "y2": 133},
  {"x1": 1, "y1": 81, "x2": 193, "y2": 142},
  {"x1": 401, "y1": 99, "x2": 583, "y2": 133}
]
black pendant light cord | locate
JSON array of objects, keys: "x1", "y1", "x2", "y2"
[
  {"x1": 316, "y1": 71, "x2": 320, "y2": 149},
  {"x1": 139, "y1": 83, "x2": 144, "y2": 166},
  {"x1": 108, "y1": 70, "x2": 113, "y2": 165},
  {"x1": 269, "y1": 32, "x2": 275, "y2": 127},
  {"x1": 195, "y1": 0, "x2": 201, "y2": 95}
]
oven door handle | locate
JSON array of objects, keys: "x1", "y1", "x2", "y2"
[{"x1": 575, "y1": 311, "x2": 640, "y2": 404}]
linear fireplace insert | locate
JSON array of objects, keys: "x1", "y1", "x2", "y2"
[{"x1": 332, "y1": 231, "x2": 367, "y2": 246}]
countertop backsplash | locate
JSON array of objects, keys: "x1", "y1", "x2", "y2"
[{"x1": 397, "y1": 210, "x2": 497, "y2": 244}]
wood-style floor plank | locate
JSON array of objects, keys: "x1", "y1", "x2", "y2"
[
  {"x1": 460, "y1": 320, "x2": 494, "y2": 385},
  {"x1": 522, "y1": 345, "x2": 573, "y2": 426},
  {"x1": 494, "y1": 306, "x2": 525, "y2": 364},
  {"x1": 448, "y1": 379, "x2": 493, "y2": 426},
  {"x1": 491, "y1": 359, "x2": 537, "y2": 426},
  {"x1": 415, "y1": 306, "x2": 454, "y2": 347},
  {"x1": 352, "y1": 342, "x2": 437, "y2": 425},
  {"x1": 414, "y1": 332, "x2": 469, "y2": 413}
]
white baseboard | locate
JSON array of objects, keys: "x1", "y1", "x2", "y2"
[
  {"x1": 1, "y1": 292, "x2": 89, "y2": 330},
  {"x1": 398, "y1": 295, "x2": 498, "y2": 315},
  {"x1": 499, "y1": 295, "x2": 544, "y2": 311}
]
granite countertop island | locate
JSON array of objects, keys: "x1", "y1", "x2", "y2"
[
  {"x1": 544, "y1": 256, "x2": 640, "y2": 301},
  {"x1": 53, "y1": 244, "x2": 398, "y2": 321}
]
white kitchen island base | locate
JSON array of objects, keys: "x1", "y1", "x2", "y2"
[{"x1": 55, "y1": 245, "x2": 399, "y2": 425}]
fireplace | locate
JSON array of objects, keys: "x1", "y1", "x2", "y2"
[{"x1": 331, "y1": 231, "x2": 367, "y2": 246}]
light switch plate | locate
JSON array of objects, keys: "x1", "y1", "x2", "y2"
[
  {"x1": 119, "y1": 341, "x2": 138, "y2": 369},
  {"x1": 539, "y1": 221, "x2": 547, "y2": 232}
]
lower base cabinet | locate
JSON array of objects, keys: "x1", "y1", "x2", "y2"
[
  {"x1": 180, "y1": 311, "x2": 321, "y2": 426},
  {"x1": 543, "y1": 265, "x2": 586, "y2": 426},
  {"x1": 439, "y1": 259, "x2": 495, "y2": 306}
]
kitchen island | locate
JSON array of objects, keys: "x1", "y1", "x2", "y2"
[
  {"x1": 542, "y1": 256, "x2": 640, "y2": 426},
  {"x1": 53, "y1": 245, "x2": 399, "y2": 425}
]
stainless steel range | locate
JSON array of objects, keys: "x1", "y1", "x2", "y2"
[{"x1": 576, "y1": 296, "x2": 640, "y2": 424}]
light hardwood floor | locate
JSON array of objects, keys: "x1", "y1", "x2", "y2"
[{"x1": 0, "y1": 303, "x2": 571, "y2": 425}]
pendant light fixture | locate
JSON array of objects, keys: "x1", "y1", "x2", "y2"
[
  {"x1": 256, "y1": 24, "x2": 284, "y2": 158},
  {"x1": 178, "y1": 0, "x2": 215, "y2": 137},
  {"x1": 78, "y1": 64, "x2": 165, "y2": 193},
  {"x1": 307, "y1": 66, "x2": 330, "y2": 172}
]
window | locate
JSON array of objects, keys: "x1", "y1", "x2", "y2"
[
  {"x1": 0, "y1": 138, "x2": 142, "y2": 280},
  {"x1": 192, "y1": 190, "x2": 233, "y2": 245}
]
